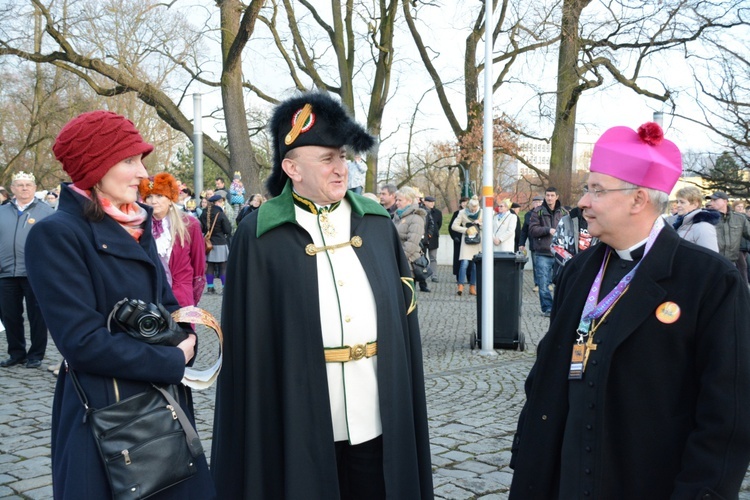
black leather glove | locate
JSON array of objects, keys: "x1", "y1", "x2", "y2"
[{"x1": 154, "y1": 304, "x2": 190, "y2": 347}]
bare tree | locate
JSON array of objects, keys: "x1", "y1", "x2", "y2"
[
  {"x1": 0, "y1": 0, "x2": 266, "y2": 191},
  {"x1": 403, "y1": 0, "x2": 747, "y2": 202},
  {"x1": 676, "y1": 32, "x2": 750, "y2": 197},
  {"x1": 253, "y1": 0, "x2": 400, "y2": 191},
  {"x1": 402, "y1": 0, "x2": 559, "y2": 195},
  {"x1": 547, "y1": 0, "x2": 749, "y2": 201}
]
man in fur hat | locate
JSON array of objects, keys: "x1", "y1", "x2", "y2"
[
  {"x1": 509, "y1": 123, "x2": 750, "y2": 498},
  {"x1": 211, "y1": 92, "x2": 433, "y2": 499}
]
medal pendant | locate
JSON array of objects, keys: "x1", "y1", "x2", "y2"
[
  {"x1": 319, "y1": 210, "x2": 336, "y2": 237},
  {"x1": 568, "y1": 343, "x2": 585, "y2": 380}
]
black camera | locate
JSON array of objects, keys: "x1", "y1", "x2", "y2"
[{"x1": 112, "y1": 299, "x2": 168, "y2": 338}]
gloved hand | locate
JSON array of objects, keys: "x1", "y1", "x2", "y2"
[
  {"x1": 155, "y1": 304, "x2": 190, "y2": 347},
  {"x1": 111, "y1": 299, "x2": 191, "y2": 347}
]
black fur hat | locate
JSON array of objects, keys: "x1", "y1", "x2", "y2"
[{"x1": 265, "y1": 92, "x2": 375, "y2": 196}]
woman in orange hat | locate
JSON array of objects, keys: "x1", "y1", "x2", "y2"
[{"x1": 140, "y1": 173, "x2": 206, "y2": 306}]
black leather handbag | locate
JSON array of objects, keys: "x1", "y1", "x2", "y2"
[
  {"x1": 69, "y1": 369, "x2": 204, "y2": 499},
  {"x1": 412, "y1": 254, "x2": 433, "y2": 280},
  {"x1": 464, "y1": 229, "x2": 481, "y2": 245}
]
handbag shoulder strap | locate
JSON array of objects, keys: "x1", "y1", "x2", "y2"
[
  {"x1": 67, "y1": 364, "x2": 93, "y2": 423},
  {"x1": 151, "y1": 384, "x2": 204, "y2": 458},
  {"x1": 206, "y1": 209, "x2": 219, "y2": 239}
]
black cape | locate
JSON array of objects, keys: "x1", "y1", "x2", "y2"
[{"x1": 211, "y1": 182, "x2": 433, "y2": 499}]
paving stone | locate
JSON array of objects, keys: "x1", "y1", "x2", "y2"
[
  {"x1": 454, "y1": 459, "x2": 498, "y2": 474},
  {"x1": 0, "y1": 485, "x2": 20, "y2": 498},
  {"x1": 1, "y1": 266, "x2": 749, "y2": 498},
  {"x1": 434, "y1": 467, "x2": 476, "y2": 479},
  {"x1": 434, "y1": 482, "x2": 475, "y2": 500}
]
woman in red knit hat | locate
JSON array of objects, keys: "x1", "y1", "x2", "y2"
[
  {"x1": 25, "y1": 111, "x2": 216, "y2": 499},
  {"x1": 139, "y1": 172, "x2": 206, "y2": 307}
]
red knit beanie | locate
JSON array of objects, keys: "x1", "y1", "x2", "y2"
[{"x1": 53, "y1": 111, "x2": 154, "y2": 190}]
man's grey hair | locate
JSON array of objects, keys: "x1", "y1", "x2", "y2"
[
  {"x1": 621, "y1": 181, "x2": 670, "y2": 214},
  {"x1": 380, "y1": 183, "x2": 397, "y2": 195}
]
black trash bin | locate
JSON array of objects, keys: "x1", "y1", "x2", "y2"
[{"x1": 471, "y1": 251, "x2": 527, "y2": 351}]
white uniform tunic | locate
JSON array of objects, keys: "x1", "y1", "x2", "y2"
[{"x1": 294, "y1": 195, "x2": 382, "y2": 445}]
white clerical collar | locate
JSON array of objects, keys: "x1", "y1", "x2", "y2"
[{"x1": 614, "y1": 237, "x2": 648, "y2": 261}]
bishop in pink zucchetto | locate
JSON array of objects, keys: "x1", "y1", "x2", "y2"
[{"x1": 589, "y1": 122, "x2": 682, "y2": 193}]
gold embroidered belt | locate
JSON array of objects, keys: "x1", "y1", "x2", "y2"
[{"x1": 324, "y1": 341, "x2": 377, "y2": 362}]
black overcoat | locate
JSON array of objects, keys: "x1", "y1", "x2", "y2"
[
  {"x1": 509, "y1": 225, "x2": 750, "y2": 499},
  {"x1": 25, "y1": 185, "x2": 215, "y2": 499},
  {"x1": 211, "y1": 183, "x2": 433, "y2": 499}
]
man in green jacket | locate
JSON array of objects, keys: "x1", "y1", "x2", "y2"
[{"x1": 706, "y1": 191, "x2": 750, "y2": 284}]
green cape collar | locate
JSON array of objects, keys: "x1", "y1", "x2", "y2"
[{"x1": 256, "y1": 180, "x2": 390, "y2": 237}]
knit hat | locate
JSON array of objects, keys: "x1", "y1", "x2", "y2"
[
  {"x1": 138, "y1": 172, "x2": 179, "y2": 202},
  {"x1": 266, "y1": 92, "x2": 375, "y2": 197},
  {"x1": 53, "y1": 111, "x2": 154, "y2": 190},
  {"x1": 590, "y1": 122, "x2": 681, "y2": 193}
]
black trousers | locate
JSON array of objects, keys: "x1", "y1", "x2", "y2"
[
  {"x1": 335, "y1": 436, "x2": 385, "y2": 500},
  {"x1": 0, "y1": 277, "x2": 48, "y2": 361}
]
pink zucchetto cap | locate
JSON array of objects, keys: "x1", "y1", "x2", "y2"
[{"x1": 589, "y1": 122, "x2": 682, "y2": 193}]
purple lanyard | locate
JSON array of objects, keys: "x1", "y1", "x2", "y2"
[{"x1": 576, "y1": 217, "x2": 665, "y2": 336}]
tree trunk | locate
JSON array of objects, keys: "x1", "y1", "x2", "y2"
[
  {"x1": 365, "y1": 0, "x2": 398, "y2": 192},
  {"x1": 218, "y1": 0, "x2": 262, "y2": 193},
  {"x1": 548, "y1": 0, "x2": 591, "y2": 203}
]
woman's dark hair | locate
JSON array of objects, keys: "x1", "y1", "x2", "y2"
[{"x1": 82, "y1": 188, "x2": 107, "y2": 222}]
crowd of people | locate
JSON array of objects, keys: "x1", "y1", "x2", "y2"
[{"x1": 1, "y1": 99, "x2": 750, "y2": 499}]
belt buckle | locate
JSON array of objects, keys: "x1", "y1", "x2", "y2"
[{"x1": 350, "y1": 344, "x2": 366, "y2": 360}]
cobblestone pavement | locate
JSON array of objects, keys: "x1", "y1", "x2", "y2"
[{"x1": 1, "y1": 266, "x2": 749, "y2": 499}]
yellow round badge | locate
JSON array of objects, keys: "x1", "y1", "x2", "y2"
[{"x1": 655, "y1": 301, "x2": 680, "y2": 324}]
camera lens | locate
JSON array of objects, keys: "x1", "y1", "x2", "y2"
[{"x1": 138, "y1": 315, "x2": 161, "y2": 337}]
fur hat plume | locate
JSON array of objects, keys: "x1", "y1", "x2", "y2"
[
  {"x1": 265, "y1": 92, "x2": 375, "y2": 196},
  {"x1": 138, "y1": 172, "x2": 179, "y2": 202}
]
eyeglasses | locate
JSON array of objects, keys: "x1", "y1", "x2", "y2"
[{"x1": 582, "y1": 185, "x2": 635, "y2": 199}]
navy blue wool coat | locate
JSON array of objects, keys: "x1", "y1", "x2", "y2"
[{"x1": 26, "y1": 184, "x2": 215, "y2": 499}]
